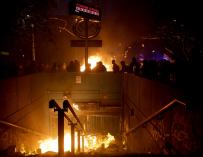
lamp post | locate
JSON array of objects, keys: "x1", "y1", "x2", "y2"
[
  {"x1": 31, "y1": 23, "x2": 36, "y2": 61},
  {"x1": 84, "y1": 18, "x2": 89, "y2": 71}
]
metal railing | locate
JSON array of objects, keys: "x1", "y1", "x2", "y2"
[
  {"x1": 126, "y1": 99, "x2": 186, "y2": 135},
  {"x1": 124, "y1": 99, "x2": 186, "y2": 154},
  {"x1": 0, "y1": 120, "x2": 48, "y2": 137},
  {"x1": 49, "y1": 99, "x2": 85, "y2": 157}
]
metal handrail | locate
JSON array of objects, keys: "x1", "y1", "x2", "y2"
[
  {"x1": 53, "y1": 100, "x2": 85, "y2": 132},
  {"x1": 52, "y1": 102, "x2": 73, "y2": 123},
  {"x1": 68, "y1": 103, "x2": 85, "y2": 132},
  {"x1": 126, "y1": 99, "x2": 186, "y2": 135},
  {"x1": 0, "y1": 120, "x2": 48, "y2": 137},
  {"x1": 125, "y1": 96, "x2": 180, "y2": 137}
]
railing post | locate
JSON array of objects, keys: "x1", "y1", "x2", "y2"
[
  {"x1": 49, "y1": 99, "x2": 85, "y2": 155},
  {"x1": 71, "y1": 123, "x2": 77, "y2": 154},
  {"x1": 82, "y1": 134, "x2": 85, "y2": 152},
  {"x1": 58, "y1": 109, "x2": 64, "y2": 157},
  {"x1": 77, "y1": 130, "x2": 81, "y2": 153}
]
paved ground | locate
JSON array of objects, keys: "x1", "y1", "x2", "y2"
[{"x1": 0, "y1": 151, "x2": 198, "y2": 157}]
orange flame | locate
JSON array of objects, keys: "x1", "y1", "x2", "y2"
[
  {"x1": 80, "y1": 55, "x2": 112, "y2": 72},
  {"x1": 72, "y1": 103, "x2": 80, "y2": 111},
  {"x1": 84, "y1": 133, "x2": 115, "y2": 151},
  {"x1": 38, "y1": 132, "x2": 115, "y2": 153},
  {"x1": 38, "y1": 133, "x2": 72, "y2": 153}
]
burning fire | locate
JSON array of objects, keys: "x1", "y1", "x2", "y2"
[
  {"x1": 38, "y1": 132, "x2": 115, "y2": 153},
  {"x1": 72, "y1": 103, "x2": 79, "y2": 111},
  {"x1": 80, "y1": 55, "x2": 112, "y2": 72},
  {"x1": 84, "y1": 133, "x2": 115, "y2": 151},
  {"x1": 38, "y1": 133, "x2": 71, "y2": 153}
]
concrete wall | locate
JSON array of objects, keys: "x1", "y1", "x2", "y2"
[
  {"x1": 2, "y1": 72, "x2": 201, "y2": 154},
  {"x1": 123, "y1": 74, "x2": 182, "y2": 119},
  {"x1": 0, "y1": 72, "x2": 122, "y2": 152},
  {"x1": 45, "y1": 72, "x2": 122, "y2": 106},
  {"x1": 122, "y1": 74, "x2": 203, "y2": 155},
  {"x1": 0, "y1": 74, "x2": 49, "y2": 152}
]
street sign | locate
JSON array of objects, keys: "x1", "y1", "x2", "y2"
[
  {"x1": 70, "y1": 40, "x2": 102, "y2": 47},
  {"x1": 69, "y1": 1, "x2": 101, "y2": 21}
]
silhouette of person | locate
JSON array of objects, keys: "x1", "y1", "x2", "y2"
[
  {"x1": 74, "y1": 60, "x2": 80, "y2": 72},
  {"x1": 120, "y1": 60, "x2": 128, "y2": 72},
  {"x1": 92, "y1": 61, "x2": 107, "y2": 72},
  {"x1": 67, "y1": 61, "x2": 74, "y2": 72},
  {"x1": 112, "y1": 59, "x2": 120, "y2": 72},
  {"x1": 129, "y1": 57, "x2": 140, "y2": 74}
]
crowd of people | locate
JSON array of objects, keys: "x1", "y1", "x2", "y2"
[
  {"x1": 111, "y1": 57, "x2": 176, "y2": 84},
  {"x1": 0, "y1": 56, "x2": 180, "y2": 85}
]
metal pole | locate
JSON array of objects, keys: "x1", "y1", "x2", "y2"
[
  {"x1": 58, "y1": 109, "x2": 64, "y2": 157},
  {"x1": 77, "y1": 130, "x2": 80, "y2": 153},
  {"x1": 82, "y1": 134, "x2": 84, "y2": 152},
  {"x1": 71, "y1": 124, "x2": 76, "y2": 154},
  {"x1": 31, "y1": 24, "x2": 36, "y2": 61},
  {"x1": 68, "y1": 103, "x2": 84, "y2": 131},
  {"x1": 0, "y1": 120, "x2": 48, "y2": 137},
  {"x1": 85, "y1": 18, "x2": 89, "y2": 71}
]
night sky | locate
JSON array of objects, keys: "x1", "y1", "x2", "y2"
[{"x1": 0, "y1": 0, "x2": 202, "y2": 63}]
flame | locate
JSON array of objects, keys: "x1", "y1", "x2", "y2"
[
  {"x1": 84, "y1": 133, "x2": 115, "y2": 151},
  {"x1": 80, "y1": 55, "x2": 112, "y2": 72},
  {"x1": 72, "y1": 103, "x2": 79, "y2": 111},
  {"x1": 38, "y1": 132, "x2": 115, "y2": 153},
  {"x1": 19, "y1": 144, "x2": 26, "y2": 154},
  {"x1": 38, "y1": 133, "x2": 72, "y2": 153}
]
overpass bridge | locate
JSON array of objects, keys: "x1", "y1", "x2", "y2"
[{"x1": 0, "y1": 72, "x2": 202, "y2": 156}]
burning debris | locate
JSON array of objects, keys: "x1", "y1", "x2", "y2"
[
  {"x1": 84, "y1": 133, "x2": 115, "y2": 152},
  {"x1": 38, "y1": 132, "x2": 115, "y2": 154}
]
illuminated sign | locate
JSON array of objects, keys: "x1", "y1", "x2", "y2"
[
  {"x1": 75, "y1": 3, "x2": 100, "y2": 16},
  {"x1": 69, "y1": 1, "x2": 101, "y2": 21}
]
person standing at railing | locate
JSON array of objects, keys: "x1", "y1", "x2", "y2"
[
  {"x1": 112, "y1": 59, "x2": 120, "y2": 73},
  {"x1": 120, "y1": 60, "x2": 128, "y2": 73}
]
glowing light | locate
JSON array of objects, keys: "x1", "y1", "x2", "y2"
[
  {"x1": 84, "y1": 133, "x2": 115, "y2": 151},
  {"x1": 105, "y1": 133, "x2": 115, "y2": 148},
  {"x1": 73, "y1": 103, "x2": 79, "y2": 111},
  {"x1": 19, "y1": 144, "x2": 26, "y2": 154},
  {"x1": 39, "y1": 133, "x2": 72, "y2": 153},
  {"x1": 38, "y1": 132, "x2": 115, "y2": 153},
  {"x1": 80, "y1": 55, "x2": 112, "y2": 72}
]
